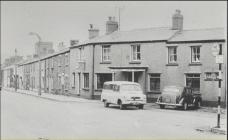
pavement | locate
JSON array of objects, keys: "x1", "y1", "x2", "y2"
[
  {"x1": 1, "y1": 87, "x2": 227, "y2": 136},
  {"x1": 2, "y1": 87, "x2": 97, "y2": 103}
]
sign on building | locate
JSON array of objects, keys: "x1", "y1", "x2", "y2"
[{"x1": 215, "y1": 55, "x2": 224, "y2": 64}]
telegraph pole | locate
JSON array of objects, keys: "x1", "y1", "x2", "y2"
[
  {"x1": 217, "y1": 44, "x2": 223, "y2": 128},
  {"x1": 212, "y1": 43, "x2": 224, "y2": 128},
  {"x1": 116, "y1": 6, "x2": 124, "y2": 31}
]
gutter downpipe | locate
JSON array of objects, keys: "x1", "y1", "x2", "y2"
[{"x1": 91, "y1": 44, "x2": 95, "y2": 99}]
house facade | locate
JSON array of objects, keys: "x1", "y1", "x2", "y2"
[
  {"x1": 1, "y1": 10, "x2": 226, "y2": 107},
  {"x1": 69, "y1": 11, "x2": 226, "y2": 106}
]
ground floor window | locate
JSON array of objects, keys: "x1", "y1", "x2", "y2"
[
  {"x1": 97, "y1": 73, "x2": 112, "y2": 89},
  {"x1": 83, "y1": 73, "x2": 89, "y2": 88},
  {"x1": 186, "y1": 73, "x2": 200, "y2": 93},
  {"x1": 149, "y1": 73, "x2": 160, "y2": 92}
]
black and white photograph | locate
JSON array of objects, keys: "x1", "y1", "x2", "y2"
[{"x1": 0, "y1": 1, "x2": 227, "y2": 140}]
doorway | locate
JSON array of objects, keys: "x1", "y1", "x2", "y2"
[{"x1": 77, "y1": 73, "x2": 81, "y2": 95}]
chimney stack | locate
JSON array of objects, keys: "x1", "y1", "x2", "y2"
[
  {"x1": 172, "y1": 9, "x2": 183, "y2": 30},
  {"x1": 88, "y1": 24, "x2": 99, "y2": 39},
  {"x1": 70, "y1": 40, "x2": 79, "y2": 47},
  {"x1": 106, "y1": 16, "x2": 118, "y2": 35}
]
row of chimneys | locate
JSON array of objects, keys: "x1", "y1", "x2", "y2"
[
  {"x1": 88, "y1": 9, "x2": 183, "y2": 39},
  {"x1": 88, "y1": 16, "x2": 118, "y2": 39}
]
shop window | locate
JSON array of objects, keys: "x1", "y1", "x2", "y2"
[
  {"x1": 186, "y1": 74, "x2": 200, "y2": 93},
  {"x1": 149, "y1": 74, "x2": 161, "y2": 92},
  {"x1": 97, "y1": 73, "x2": 112, "y2": 89}
]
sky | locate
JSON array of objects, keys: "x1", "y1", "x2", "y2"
[{"x1": 1, "y1": 1, "x2": 227, "y2": 63}]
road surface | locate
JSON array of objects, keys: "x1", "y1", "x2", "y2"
[{"x1": 1, "y1": 90, "x2": 226, "y2": 139}]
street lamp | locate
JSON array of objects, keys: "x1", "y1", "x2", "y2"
[{"x1": 29, "y1": 32, "x2": 42, "y2": 96}]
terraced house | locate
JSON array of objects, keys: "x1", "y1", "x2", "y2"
[
  {"x1": 69, "y1": 10, "x2": 226, "y2": 106},
  {"x1": 2, "y1": 10, "x2": 226, "y2": 107}
]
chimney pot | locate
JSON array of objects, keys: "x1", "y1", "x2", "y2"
[
  {"x1": 88, "y1": 24, "x2": 99, "y2": 39},
  {"x1": 172, "y1": 9, "x2": 183, "y2": 30},
  {"x1": 106, "y1": 16, "x2": 118, "y2": 34},
  {"x1": 90, "y1": 24, "x2": 93, "y2": 29}
]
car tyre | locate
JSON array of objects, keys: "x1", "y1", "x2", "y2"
[
  {"x1": 195, "y1": 101, "x2": 201, "y2": 109},
  {"x1": 104, "y1": 100, "x2": 109, "y2": 107},
  {"x1": 119, "y1": 101, "x2": 125, "y2": 110},
  {"x1": 183, "y1": 102, "x2": 188, "y2": 110},
  {"x1": 138, "y1": 105, "x2": 144, "y2": 109},
  {"x1": 160, "y1": 105, "x2": 165, "y2": 109}
]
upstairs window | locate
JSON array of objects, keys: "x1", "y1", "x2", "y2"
[
  {"x1": 191, "y1": 46, "x2": 200, "y2": 63},
  {"x1": 168, "y1": 46, "x2": 177, "y2": 63},
  {"x1": 78, "y1": 47, "x2": 84, "y2": 60},
  {"x1": 102, "y1": 45, "x2": 111, "y2": 61},
  {"x1": 131, "y1": 44, "x2": 141, "y2": 61}
]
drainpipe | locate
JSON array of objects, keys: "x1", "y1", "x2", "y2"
[
  {"x1": 144, "y1": 68, "x2": 148, "y2": 102},
  {"x1": 91, "y1": 44, "x2": 95, "y2": 99}
]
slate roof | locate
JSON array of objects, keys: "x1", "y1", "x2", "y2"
[
  {"x1": 72, "y1": 27, "x2": 225, "y2": 48},
  {"x1": 168, "y1": 28, "x2": 225, "y2": 42},
  {"x1": 73, "y1": 27, "x2": 179, "y2": 47}
]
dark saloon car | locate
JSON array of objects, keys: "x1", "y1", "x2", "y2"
[{"x1": 156, "y1": 86, "x2": 202, "y2": 110}]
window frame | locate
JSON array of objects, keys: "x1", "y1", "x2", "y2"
[
  {"x1": 83, "y1": 73, "x2": 89, "y2": 89},
  {"x1": 191, "y1": 46, "x2": 201, "y2": 63},
  {"x1": 131, "y1": 44, "x2": 141, "y2": 61},
  {"x1": 148, "y1": 73, "x2": 161, "y2": 92},
  {"x1": 96, "y1": 73, "x2": 112, "y2": 89},
  {"x1": 167, "y1": 46, "x2": 177, "y2": 64},
  {"x1": 101, "y1": 45, "x2": 111, "y2": 62},
  {"x1": 185, "y1": 73, "x2": 200, "y2": 92},
  {"x1": 78, "y1": 47, "x2": 84, "y2": 60}
]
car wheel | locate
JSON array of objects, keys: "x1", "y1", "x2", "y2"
[
  {"x1": 160, "y1": 105, "x2": 165, "y2": 109},
  {"x1": 138, "y1": 105, "x2": 144, "y2": 109},
  {"x1": 183, "y1": 102, "x2": 188, "y2": 110},
  {"x1": 104, "y1": 100, "x2": 109, "y2": 107},
  {"x1": 195, "y1": 101, "x2": 201, "y2": 109},
  {"x1": 119, "y1": 101, "x2": 125, "y2": 110}
]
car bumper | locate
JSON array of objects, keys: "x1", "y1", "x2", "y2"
[
  {"x1": 155, "y1": 101, "x2": 182, "y2": 106},
  {"x1": 123, "y1": 100, "x2": 146, "y2": 105}
]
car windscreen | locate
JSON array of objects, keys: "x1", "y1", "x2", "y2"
[{"x1": 120, "y1": 84, "x2": 142, "y2": 92}]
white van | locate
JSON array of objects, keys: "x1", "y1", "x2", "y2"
[{"x1": 101, "y1": 81, "x2": 147, "y2": 110}]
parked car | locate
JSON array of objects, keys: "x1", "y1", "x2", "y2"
[
  {"x1": 101, "y1": 81, "x2": 147, "y2": 110},
  {"x1": 156, "y1": 86, "x2": 202, "y2": 110}
]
